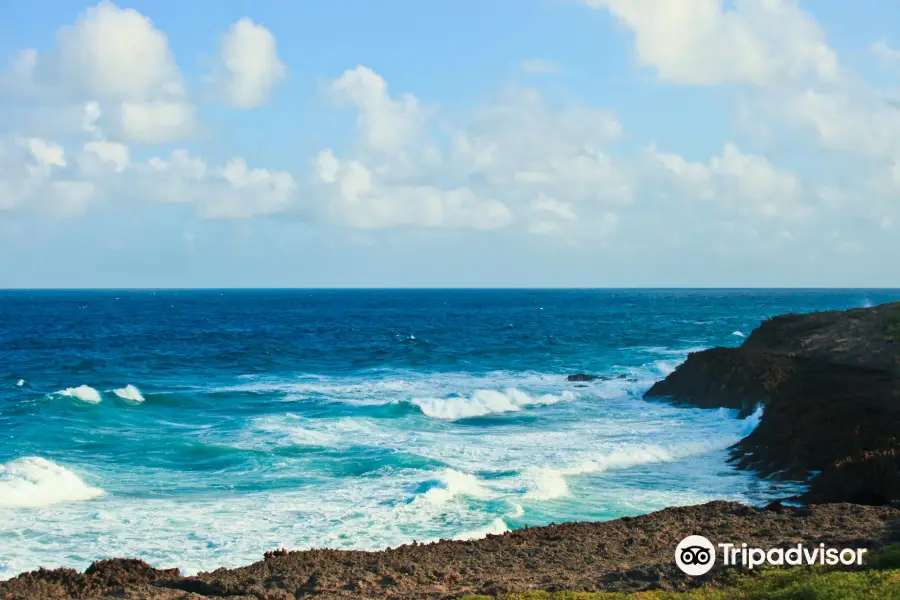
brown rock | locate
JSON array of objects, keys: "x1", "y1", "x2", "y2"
[{"x1": 2, "y1": 501, "x2": 898, "y2": 599}]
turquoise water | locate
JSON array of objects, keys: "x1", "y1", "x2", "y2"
[{"x1": 2, "y1": 289, "x2": 898, "y2": 578}]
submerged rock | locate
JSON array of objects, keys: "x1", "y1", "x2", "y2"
[
  {"x1": 646, "y1": 301, "x2": 900, "y2": 504},
  {"x1": 567, "y1": 373, "x2": 606, "y2": 382}
]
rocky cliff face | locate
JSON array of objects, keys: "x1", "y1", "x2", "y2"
[{"x1": 645, "y1": 302, "x2": 900, "y2": 505}]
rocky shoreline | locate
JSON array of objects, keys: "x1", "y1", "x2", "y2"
[
  {"x1": 3, "y1": 501, "x2": 900, "y2": 599},
  {"x1": 646, "y1": 301, "x2": 900, "y2": 505},
  {"x1": 4, "y1": 302, "x2": 900, "y2": 599}
]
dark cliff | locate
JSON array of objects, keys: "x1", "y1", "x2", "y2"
[{"x1": 645, "y1": 302, "x2": 900, "y2": 505}]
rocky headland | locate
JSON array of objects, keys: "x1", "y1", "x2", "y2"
[
  {"x1": 4, "y1": 301, "x2": 900, "y2": 599},
  {"x1": 646, "y1": 301, "x2": 900, "y2": 505}
]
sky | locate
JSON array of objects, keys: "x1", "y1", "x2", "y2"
[{"x1": 0, "y1": 0, "x2": 899, "y2": 288}]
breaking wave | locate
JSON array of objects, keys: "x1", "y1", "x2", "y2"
[
  {"x1": 455, "y1": 518, "x2": 508, "y2": 541},
  {"x1": 113, "y1": 384, "x2": 145, "y2": 403},
  {"x1": 522, "y1": 406, "x2": 765, "y2": 502},
  {"x1": 55, "y1": 385, "x2": 102, "y2": 404},
  {"x1": 408, "y1": 388, "x2": 576, "y2": 420},
  {"x1": 0, "y1": 457, "x2": 104, "y2": 508},
  {"x1": 413, "y1": 469, "x2": 494, "y2": 507}
]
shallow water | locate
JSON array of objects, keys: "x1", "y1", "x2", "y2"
[{"x1": 2, "y1": 289, "x2": 897, "y2": 578}]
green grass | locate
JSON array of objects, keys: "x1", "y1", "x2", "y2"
[{"x1": 460, "y1": 546, "x2": 900, "y2": 600}]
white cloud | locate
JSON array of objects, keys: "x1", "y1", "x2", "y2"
[
  {"x1": 48, "y1": 1, "x2": 184, "y2": 101},
  {"x1": 776, "y1": 88, "x2": 900, "y2": 159},
  {"x1": 114, "y1": 101, "x2": 197, "y2": 145},
  {"x1": 520, "y1": 59, "x2": 561, "y2": 76},
  {"x1": 329, "y1": 66, "x2": 429, "y2": 154},
  {"x1": 450, "y1": 87, "x2": 631, "y2": 208},
  {"x1": 871, "y1": 39, "x2": 900, "y2": 63},
  {"x1": 82, "y1": 140, "x2": 130, "y2": 173},
  {"x1": 216, "y1": 18, "x2": 286, "y2": 108},
  {"x1": 0, "y1": 132, "x2": 296, "y2": 221},
  {"x1": 313, "y1": 149, "x2": 511, "y2": 230},
  {"x1": 136, "y1": 149, "x2": 297, "y2": 219},
  {"x1": 0, "y1": 137, "x2": 98, "y2": 217},
  {"x1": 2, "y1": 1, "x2": 196, "y2": 144},
  {"x1": 585, "y1": 0, "x2": 840, "y2": 85},
  {"x1": 645, "y1": 143, "x2": 806, "y2": 219},
  {"x1": 316, "y1": 68, "x2": 634, "y2": 235}
]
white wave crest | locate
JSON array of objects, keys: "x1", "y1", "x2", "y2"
[
  {"x1": 113, "y1": 384, "x2": 145, "y2": 403},
  {"x1": 55, "y1": 385, "x2": 102, "y2": 404},
  {"x1": 414, "y1": 469, "x2": 493, "y2": 507},
  {"x1": 732, "y1": 331, "x2": 746, "y2": 338},
  {"x1": 743, "y1": 405, "x2": 764, "y2": 434},
  {"x1": 524, "y1": 440, "x2": 737, "y2": 501},
  {"x1": 15, "y1": 379, "x2": 24, "y2": 387},
  {"x1": 455, "y1": 518, "x2": 508, "y2": 541},
  {"x1": 0, "y1": 457, "x2": 104, "y2": 508},
  {"x1": 409, "y1": 388, "x2": 575, "y2": 420}
]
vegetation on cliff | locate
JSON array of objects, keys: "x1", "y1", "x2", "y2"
[{"x1": 462, "y1": 544, "x2": 900, "y2": 599}]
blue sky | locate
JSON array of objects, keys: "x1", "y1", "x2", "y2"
[{"x1": 0, "y1": 0, "x2": 898, "y2": 287}]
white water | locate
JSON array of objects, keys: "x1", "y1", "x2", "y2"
[
  {"x1": 113, "y1": 384, "x2": 145, "y2": 403},
  {"x1": 55, "y1": 385, "x2": 102, "y2": 403},
  {"x1": 1, "y1": 363, "x2": 797, "y2": 580},
  {"x1": 0, "y1": 457, "x2": 104, "y2": 509},
  {"x1": 409, "y1": 388, "x2": 576, "y2": 420}
]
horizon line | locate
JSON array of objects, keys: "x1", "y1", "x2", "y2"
[{"x1": 2, "y1": 287, "x2": 900, "y2": 292}]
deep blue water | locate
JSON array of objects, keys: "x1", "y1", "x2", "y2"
[{"x1": 2, "y1": 289, "x2": 899, "y2": 577}]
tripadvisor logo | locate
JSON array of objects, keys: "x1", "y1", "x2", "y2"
[
  {"x1": 675, "y1": 535, "x2": 868, "y2": 576},
  {"x1": 675, "y1": 535, "x2": 716, "y2": 576}
]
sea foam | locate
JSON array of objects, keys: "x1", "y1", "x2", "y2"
[
  {"x1": 415, "y1": 469, "x2": 494, "y2": 506},
  {"x1": 55, "y1": 385, "x2": 102, "y2": 404},
  {"x1": 0, "y1": 457, "x2": 104, "y2": 508},
  {"x1": 455, "y1": 517, "x2": 508, "y2": 541},
  {"x1": 409, "y1": 388, "x2": 575, "y2": 420},
  {"x1": 523, "y1": 439, "x2": 748, "y2": 501},
  {"x1": 113, "y1": 384, "x2": 145, "y2": 403}
]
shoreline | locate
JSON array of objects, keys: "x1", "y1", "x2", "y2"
[{"x1": 3, "y1": 500, "x2": 899, "y2": 599}]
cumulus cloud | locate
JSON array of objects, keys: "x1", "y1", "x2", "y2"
[
  {"x1": 585, "y1": 0, "x2": 840, "y2": 85},
  {"x1": 329, "y1": 66, "x2": 429, "y2": 155},
  {"x1": 134, "y1": 149, "x2": 297, "y2": 219},
  {"x1": 1, "y1": 0, "x2": 895, "y2": 251},
  {"x1": 3, "y1": 1, "x2": 196, "y2": 144},
  {"x1": 0, "y1": 137, "x2": 96, "y2": 217},
  {"x1": 645, "y1": 143, "x2": 806, "y2": 219},
  {"x1": 113, "y1": 101, "x2": 197, "y2": 145},
  {"x1": 216, "y1": 18, "x2": 286, "y2": 108},
  {"x1": 48, "y1": 1, "x2": 185, "y2": 100},
  {"x1": 315, "y1": 67, "x2": 634, "y2": 234},
  {"x1": 586, "y1": 0, "x2": 898, "y2": 232},
  {"x1": 0, "y1": 132, "x2": 296, "y2": 220},
  {"x1": 313, "y1": 149, "x2": 511, "y2": 230}
]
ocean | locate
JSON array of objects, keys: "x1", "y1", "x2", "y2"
[{"x1": 2, "y1": 289, "x2": 899, "y2": 579}]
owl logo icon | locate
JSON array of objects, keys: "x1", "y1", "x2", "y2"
[{"x1": 675, "y1": 535, "x2": 715, "y2": 576}]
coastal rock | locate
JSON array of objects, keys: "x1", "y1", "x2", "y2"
[
  {"x1": 2, "y1": 501, "x2": 897, "y2": 599},
  {"x1": 568, "y1": 373, "x2": 598, "y2": 382},
  {"x1": 567, "y1": 373, "x2": 607, "y2": 382},
  {"x1": 646, "y1": 301, "x2": 900, "y2": 504}
]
